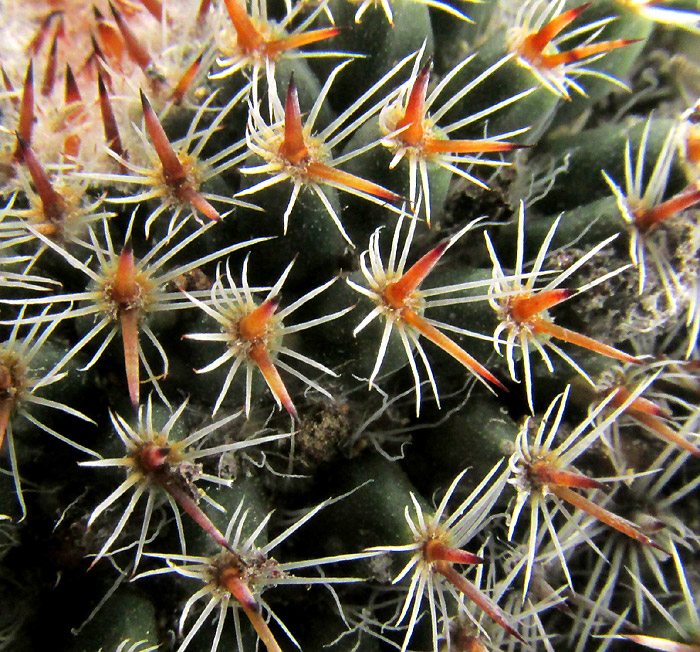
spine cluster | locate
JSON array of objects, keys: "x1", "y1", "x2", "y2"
[{"x1": 1, "y1": 1, "x2": 700, "y2": 651}]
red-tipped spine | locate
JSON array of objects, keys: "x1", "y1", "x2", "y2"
[
  {"x1": 141, "y1": 90, "x2": 186, "y2": 184},
  {"x1": 120, "y1": 308, "x2": 141, "y2": 407},
  {"x1": 223, "y1": 0, "x2": 264, "y2": 53},
  {"x1": 220, "y1": 570, "x2": 259, "y2": 610},
  {"x1": 631, "y1": 411, "x2": 700, "y2": 459},
  {"x1": 238, "y1": 296, "x2": 298, "y2": 419},
  {"x1": 112, "y1": 244, "x2": 138, "y2": 303},
  {"x1": 226, "y1": 576, "x2": 284, "y2": 652},
  {"x1": 172, "y1": 52, "x2": 203, "y2": 104},
  {"x1": 636, "y1": 186, "x2": 700, "y2": 232},
  {"x1": 621, "y1": 634, "x2": 700, "y2": 652},
  {"x1": 63, "y1": 65, "x2": 83, "y2": 161},
  {"x1": 239, "y1": 299, "x2": 278, "y2": 340},
  {"x1": 510, "y1": 289, "x2": 574, "y2": 324},
  {"x1": 141, "y1": 91, "x2": 222, "y2": 222},
  {"x1": 139, "y1": 0, "x2": 163, "y2": 21},
  {"x1": 532, "y1": 461, "x2": 606, "y2": 490},
  {"x1": 175, "y1": 185, "x2": 221, "y2": 222},
  {"x1": 424, "y1": 138, "x2": 526, "y2": 155},
  {"x1": 437, "y1": 562, "x2": 524, "y2": 643},
  {"x1": 279, "y1": 75, "x2": 309, "y2": 165},
  {"x1": 64, "y1": 64, "x2": 81, "y2": 105},
  {"x1": 86, "y1": 35, "x2": 113, "y2": 89},
  {"x1": 110, "y1": 2, "x2": 152, "y2": 70},
  {"x1": 305, "y1": 162, "x2": 402, "y2": 202},
  {"x1": 112, "y1": 245, "x2": 142, "y2": 407},
  {"x1": 198, "y1": 0, "x2": 212, "y2": 22},
  {"x1": 543, "y1": 39, "x2": 640, "y2": 68},
  {"x1": 424, "y1": 540, "x2": 484, "y2": 565},
  {"x1": 384, "y1": 242, "x2": 449, "y2": 308},
  {"x1": 395, "y1": 59, "x2": 431, "y2": 146},
  {"x1": 98, "y1": 72, "x2": 125, "y2": 165},
  {"x1": 533, "y1": 319, "x2": 641, "y2": 366},
  {"x1": 1, "y1": 66, "x2": 15, "y2": 100},
  {"x1": 249, "y1": 344, "x2": 297, "y2": 421},
  {"x1": 15, "y1": 135, "x2": 64, "y2": 223},
  {"x1": 27, "y1": 11, "x2": 62, "y2": 56},
  {"x1": 94, "y1": 6, "x2": 125, "y2": 63},
  {"x1": 159, "y1": 474, "x2": 237, "y2": 554},
  {"x1": 265, "y1": 27, "x2": 340, "y2": 57},
  {"x1": 549, "y1": 485, "x2": 666, "y2": 551},
  {"x1": 609, "y1": 386, "x2": 669, "y2": 417},
  {"x1": 403, "y1": 309, "x2": 507, "y2": 391},
  {"x1": 527, "y1": 3, "x2": 591, "y2": 54},
  {"x1": 41, "y1": 33, "x2": 59, "y2": 97},
  {"x1": 14, "y1": 62, "x2": 35, "y2": 160}
]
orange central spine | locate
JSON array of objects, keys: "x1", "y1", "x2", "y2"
[
  {"x1": 395, "y1": 61, "x2": 431, "y2": 146},
  {"x1": 224, "y1": 0, "x2": 265, "y2": 53},
  {"x1": 525, "y1": 4, "x2": 590, "y2": 56},
  {"x1": 549, "y1": 484, "x2": 664, "y2": 550},
  {"x1": 279, "y1": 77, "x2": 309, "y2": 165},
  {"x1": 436, "y1": 561, "x2": 524, "y2": 642},
  {"x1": 424, "y1": 540, "x2": 484, "y2": 565},
  {"x1": 635, "y1": 186, "x2": 700, "y2": 232},
  {"x1": 383, "y1": 242, "x2": 448, "y2": 309},
  {"x1": 531, "y1": 460, "x2": 605, "y2": 489},
  {"x1": 509, "y1": 289, "x2": 572, "y2": 324},
  {"x1": 238, "y1": 299, "x2": 278, "y2": 342}
]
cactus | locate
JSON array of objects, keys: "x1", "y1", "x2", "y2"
[{"x1": 1, "y1": 1, "x2": 700, "y2": 651}]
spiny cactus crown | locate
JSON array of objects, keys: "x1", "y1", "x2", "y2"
[{"x1": 1, "y1": 1, "x2": 700, "y2": 651}]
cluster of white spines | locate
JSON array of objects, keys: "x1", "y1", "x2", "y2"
[{"x1": 1, "y1": 1, "x2": 700, "y2": 652}]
